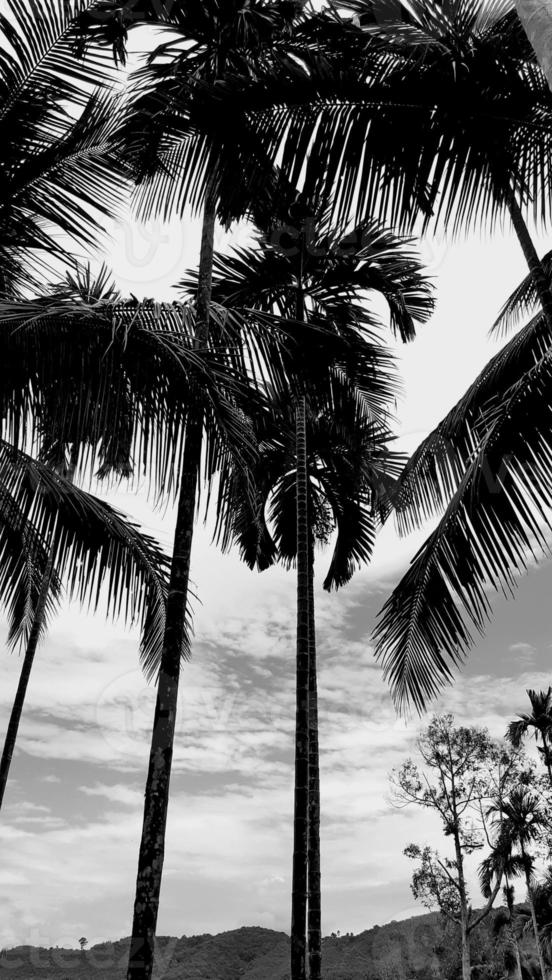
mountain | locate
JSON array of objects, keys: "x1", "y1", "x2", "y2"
[{"x1": 0, "y1": 909, "x2": 535, "y2": 979}]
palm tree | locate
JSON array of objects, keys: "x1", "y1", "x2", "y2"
[
  {"x1": 229, "y1": 396, "x2": 403, "y2": 980},
  {"x1": 194, "y1": 210, "x2": 433, "y2": 979},
  {"x1": 195, "y1": 8, "x2": 552, "y2": 721},
  {"x1": 507, "y1": 690, "x2": 552, "y2": 789},
  {"x1": 0, "y1": 437, "x2": 171, "y2": 809},
  {"x1": 114, "y1": 8, "x2": 355, "y2": 977},
  {"x1": 488, "y1": 789, "x2": 549, "y2": 980},
  {"x1": 480, "y1": 832, "x2": 527, "y2": 980}
]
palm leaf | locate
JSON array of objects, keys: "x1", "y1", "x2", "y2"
[
  {"x1": 0, "y1": 1, "x2": 132, "y2": 292},
  {"x1": 374, "y1": 348, "x2": 552, "y2": 712},
  {"x1": 229, "y1": 0, "x2": 552, "y2": 234},
  {"x1": 493, "y1": 249, "x2": 552, "y2": 336},
  {"x1": 0, "y1": 477, "x2": 62, "y2": 649},
  {"x1": 507, "y1": 719, "x2": 531, "y2": 749},
  {"x1": 0, "y1": 438, "x2": 178, "y2": 677},
  {"x1": 0, "y1": 0, "x2": 117, "y2": 114},
  {"x1": 391, "y1": 308, "x2": 551, "y2": 534},
  {"x1": 223, "y1": 390, "x2": 402, "y2": 591}
]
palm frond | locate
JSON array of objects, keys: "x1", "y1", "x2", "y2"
[
  {"x1": 230, "y1": 0, "x2": 552, "y2": 234},
  {"x1": 391, "y1": 308, "x2": 551, "y2": 534},
  {"x1": 0, "y1": 438, "x2": 176, "y2": 678},
  {"x1": 0, "y1": 281, "x2": 313, "y2": 577},
  {"x1": 493, "y1": 250, "x2": 552, "y2": 337},
  {"x1": 3, "y1": 89, "x2": 131, "y2": 266},
  {"x1": 374, "y1": 348, "x2": 552, "y2": 712},
  {"x1": 0, "y1": 478, "x2": 62, "y2": 648},
  {"x1": 0, "y1": 0, "x2": 134, "y2": 293},
  {"x1": 0, "y1": 0, "x2": 117, "y2": 115},
  {"x1": 507, "y1": 719, "x2": 530, "y2": 749},
  {"x1": 190, "y1": 217, "x2": 434, "y2": 341}
]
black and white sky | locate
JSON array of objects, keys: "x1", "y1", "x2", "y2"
[{"x1": 0, "y1": 212, "x2": 550, "y2": 951}]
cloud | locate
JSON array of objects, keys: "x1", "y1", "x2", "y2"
[
  {"x1": 78, "y1": 783, "x2": 142, "y2": 808},
  {"x1": 507, "y1": 642, "x2": 537, "y2": 667}
]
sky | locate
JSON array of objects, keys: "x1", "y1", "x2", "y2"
[{"x1": 1, "y1": 205, "x2": 552, "y2": 953}]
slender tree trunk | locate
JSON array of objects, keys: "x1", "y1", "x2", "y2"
[
  {"x1": 126, "y1": 183, "x2": 217, "y2": 980},
  {"x1": 0, "y1": 558, "x2": 53, "y2": 810},
  {"x1": 505, "y1": 188, "x2": 552, "y2": 331},
  {"x1": 505, "y1": 880, "x2": 523, "y2": 980},
  {"x1": 513, "y1": 0, "x2": 552, "y2": 94},
  {"x1": 0, "y1": 444, "x2": 79, "y2": 811},
  {"x1": 541, "y1": 733, "x2": 552, "y2": 789},
  {"x1": 307, "y1": 531, "x2": 322, "y2": 980},
  {"x1": 459, "y1": 918, "x2": 471, "y2": 980},
  {"x1": 291, "y1": 393, "x2": 310, "y2": 980},
  {"x1": 522, "y1": 852, "x2": 547, "y2": 980},
  {"x1": 511, "y1": 932, "x2": 524, "y2": 980},
  {"x1": 453, "y1": 832, "x2": 471, "y2": 980}
]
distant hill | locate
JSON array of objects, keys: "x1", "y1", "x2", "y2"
[{"x1": 0, "y1": 909, "x2": 538, "y2": 979}]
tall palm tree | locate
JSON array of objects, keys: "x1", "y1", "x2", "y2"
[
  {"x1": 0, "y1": 437, "x2": 172, "y2": 809},
  {"x1": 507, "y1": 690, "x2": 552, "y2": 789},
  {"x1": 480, "y1": 832, "x2": 527, "y2": 980},
  {"x1": 115, "y1": 8, "x2": 353, "y2": 977},
  {"x1": 194, "y1": 211, "x2": 433, "y2": 979},
  {"x1": 488, "y1": 789, "x2": 549, "y2": 980},
  {"x1": 204, "y1": 9, "x2": 552, "y2": 715},
  {"x1": 228, "y1": 396, "x2": 403, "y2": 980}
]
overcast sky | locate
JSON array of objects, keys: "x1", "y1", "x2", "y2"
[{"x1": 0, "y1": 207, "x2": 551, "y2": 952}]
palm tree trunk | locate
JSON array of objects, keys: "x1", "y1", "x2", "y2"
[
  {"x1": 0, "y1": 556, "x2": 53, "y2": 810},
  {"x1": 505, "y1": 879, "x2": 523, "y2": 980},
  {"x1": 505, "y1": 188, "x2": 552, "y2": 331},
  {"x1": 291, "y1": 393, "x2": 310, "y2": 980},
  {"x1": 541, "y1": 733, "x2": 552, "y2": 789},
  {"x1": 513, "y1": 0, "x2": 552, "y2": 94},
  {"x1": 0, "y1": 444, "x2": 79, "y2": 811},
  {"x1": 126, "y1": 181, "x2": 217, "y2": 980},
  {"x1": 307, "y1": 531, "x2": 322, "y2": 980},
  {"x1": 523, "y1": 856, "x2": 547, "y2": 980}
]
